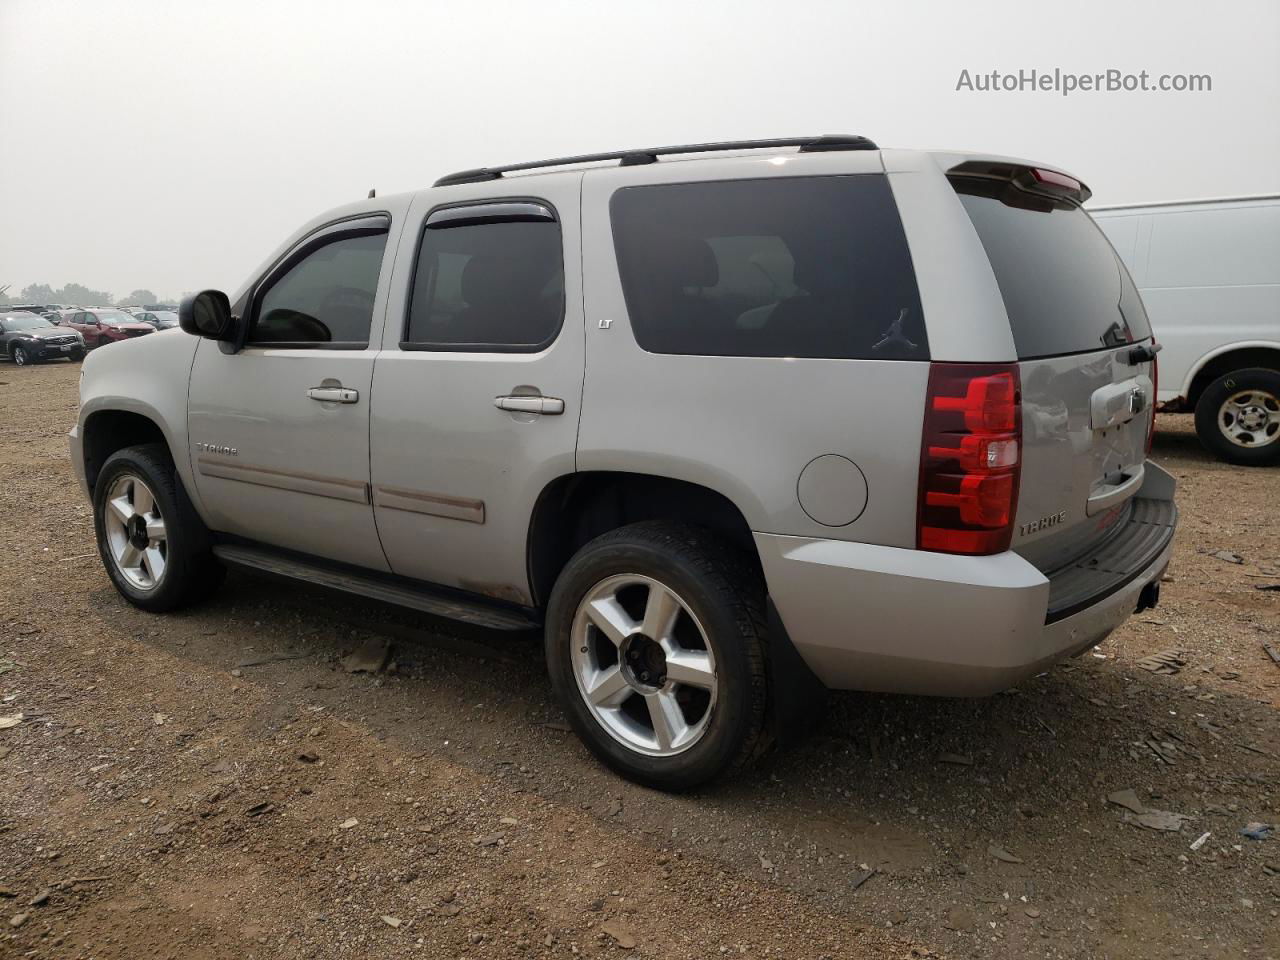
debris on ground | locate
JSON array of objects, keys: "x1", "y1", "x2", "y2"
[
  {"x1": 938, "y1": 752, "x2": 973, "y2": 766},
  {"x1": 850, "y1": 869, "x2": 876, "y2": 891},
  {"x1": 944, "y1": 906, "x2": 976, "y2": 932},
  {"x1": 338, "y1": 818, "x2": 359, "y2": 830},
  {"x1": 236, "y1": 652, "x2": 306, "y2": 668},
  {"x1": 1239, "y1": 822, "x2": 1273, "y2": 841},
  {"x1": 1146, "y1": 738, "x2": 1179, "y2": 764},
  {"x1": 381, "y1": 915, "x2": 402, "y2": 928},
  {"x1": 1263, "y1": 642, "x2": 1280, "y2": 667},
  {"x1": 1212, "y1": 550, "x2": 1245, "y2": 564},
  {"x1": 1136, "y1": 650, "x2": 1187, "y2": 675},
  {"x1": 1190, "y1": 831, "x2": 1212, "y2": 851},
  {"x1": 340, "y1": 638, "x2": 391, "y2": 674},
  {"x1": 1129, "y1": 810, "x2": 1193, "y2": 832},
  {"x1": 1106, "y1": 789, "x2": 1147, "y2": 815},
  {"x1": 600, "y1": 920, "x2": 638, "y2": 949},
  {"x1": 987, "y1": 844, "x2": 1023, "y2": 864},
  {"x1": 0, "y1": 713, "x2": 22, "y2": 730}
]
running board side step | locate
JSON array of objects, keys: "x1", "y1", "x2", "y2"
[{"x1": 211, "y1": 544, "x2": 538, "y2": 631}]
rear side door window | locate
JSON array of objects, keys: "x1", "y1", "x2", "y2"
[
  {"x1": 249, "y1": 219, "x2": 390, "y2": 348},
  {"x1": 609, "y1": 175, "x2": 927, "y2": 360},
  {"x1": 402, "y1": 202, "x2": 565, "y2": 352}
]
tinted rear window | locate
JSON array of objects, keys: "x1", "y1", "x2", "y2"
[
  {"x1": 953, "y1": 177, "x2": 1151, "y2": 359},
  {"x1": 610, "y1": 175, "x2": 927, "y2": 360}
]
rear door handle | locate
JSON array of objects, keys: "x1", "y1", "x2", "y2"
[
  {"x1": 307, "y1": 386, "x2": 359, "y2": 404},
  {"x1": 494, "y1": 395, "x2": 565, "y2": 415}
]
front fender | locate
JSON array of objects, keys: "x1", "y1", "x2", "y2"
[{"x1": 76, "y1": 331, "x2": 203, "y2": 513}]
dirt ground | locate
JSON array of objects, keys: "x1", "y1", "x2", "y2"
[{"x1": 2, "y1": 360, "x2": 1279, "y2": 960}]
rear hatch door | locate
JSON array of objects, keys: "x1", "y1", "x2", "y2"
[{"x1": 951, "y1": 168, "x2": 1157, "y2": 574}]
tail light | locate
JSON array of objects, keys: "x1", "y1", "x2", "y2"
[
  {"x1": 1146, "y1": 344, "x2": 1159, "y2": 456},
  {"x1": 918, "y1": 363, "x2": 1022, "y2": 555}
]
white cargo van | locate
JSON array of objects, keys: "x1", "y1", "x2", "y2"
[{"x1": 1092, "y1": 195, "x2": 1280, "y2": 465}]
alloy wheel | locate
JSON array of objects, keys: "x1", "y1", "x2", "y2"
[
  {"x1": 102, "y1": 473, "x2": 168, "y2": 590},
  {"x1": 570, "y1": 573, "x2": 717, "y2": 757}
]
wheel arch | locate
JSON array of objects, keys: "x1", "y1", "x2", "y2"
[
  {"x1": 1183, "y1": 341, "x2": 1280, "y2": 408},
  {"x1": 526, "y1": 471, "x2": 759, "y2": 610},
  {"x1": 81, "y1": 406, "x2": 172, "y2": 493}
]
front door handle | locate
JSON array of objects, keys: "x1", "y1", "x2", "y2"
[
  {"x1": 307, "y1": 386, "x2": 359, "y2": 404},
  {"x1": 494, "y1": 395, "x2": 565, "y2": 415}
]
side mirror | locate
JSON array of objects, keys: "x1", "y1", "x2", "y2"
[{"x1": 179, "y1": 290, "x2": 236, "y2": 341}]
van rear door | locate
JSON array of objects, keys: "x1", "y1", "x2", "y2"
[{"x1": 950, "y1": 167, "x2": 1159, "y2": 581}]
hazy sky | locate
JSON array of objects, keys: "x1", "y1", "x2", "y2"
[{"x1": 1, "y1": 0, "x2": 1277, "y2": 301}]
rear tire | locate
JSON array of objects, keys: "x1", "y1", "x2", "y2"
[
  {"x1": 545, "y1": 521, "x2": 770, "y2": 791},
  {"x1": 1194, "y1": 367, "x2": 1280, "y2": 466},
  {"x1": 12, "y1": 345, "x2": 31, "y2": 366},
  {"x1": 93, "y1": 443, "x2": 225, "y2": 611}
]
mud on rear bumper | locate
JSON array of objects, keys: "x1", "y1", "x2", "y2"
[{"x1": 756, "y1": 463, "x2": 1177, "y2": 697}]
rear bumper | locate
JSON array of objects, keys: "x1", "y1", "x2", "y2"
[{"x1": 757, "y1": 463, "x2": 1177, "y2": 697}]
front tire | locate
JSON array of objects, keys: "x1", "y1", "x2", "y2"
[
  {"x1": 12, "y1": 345, "x2": 31, "y2": 366},
  {"x1": 545, "y1": 521, "x2": 769, "y2": 790},
  {"x1": 93, "y1": 443, "x2": 225, "y2": 611},
  {"x1": 1194, "y1": 367, "x2": 1280, "y2": 466}
]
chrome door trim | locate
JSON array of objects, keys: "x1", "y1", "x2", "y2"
[
  {"x1": 372, "y1": 484, "x2": 485, "y2": 524},
  {"x1": 196, "y1": 456, "x2": 370, "y2": 504}
]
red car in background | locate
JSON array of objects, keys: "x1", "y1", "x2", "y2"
[{"x1": 65, "y1": 309, "x2": 155, "y2": 349}]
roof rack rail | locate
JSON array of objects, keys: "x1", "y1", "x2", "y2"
[{"x1": 433, "y1": 134, "x2": 878, "y2": 187}]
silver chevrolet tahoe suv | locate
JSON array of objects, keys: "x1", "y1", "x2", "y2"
[{"x1": 72, "y1": 135, "x2": 1177, "y2": 790}]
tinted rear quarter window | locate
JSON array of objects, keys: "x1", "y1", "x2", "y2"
[
  {"x1": 610, "y1": 175, "x2": 927, "y2": 360},
  {"x1": 952, "y1": 177, "x2": 1151, "y2": 359}
]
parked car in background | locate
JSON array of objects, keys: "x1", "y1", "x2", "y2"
[
  {"x1": 65, "y1": 308, "x2": 155, "y2": 349},
  {"x1": 73, "y1": 136, "x2": 1176, "y2": 789},
  {"x1": 0, "y1": 311, "x2": 84, "y2": 364},
  {"x1": 134, "y1": 310, "x2": 180, "y2": 329},
  {"x1": 1093, "y1": 195, "x2": 1280, "y2": 465}
]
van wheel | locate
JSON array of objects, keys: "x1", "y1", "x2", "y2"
[
  {"x1": 93, "y1": 443, "x2": 225, "y2": 611},
  {"x1": 545, "y1": 521, "x2": 769, "y2": 791},
  {"x1": 1194, "y1": 368, "x2": 1280, "y2": 466}
]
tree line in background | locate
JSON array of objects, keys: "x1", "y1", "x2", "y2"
[{"x1": 0, "y1": 283, "x2": 166, "y2": 307}]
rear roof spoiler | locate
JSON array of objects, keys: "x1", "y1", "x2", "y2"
[{"x1": 947, "y1": 159, "x2": 1092, "y2": 204}]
